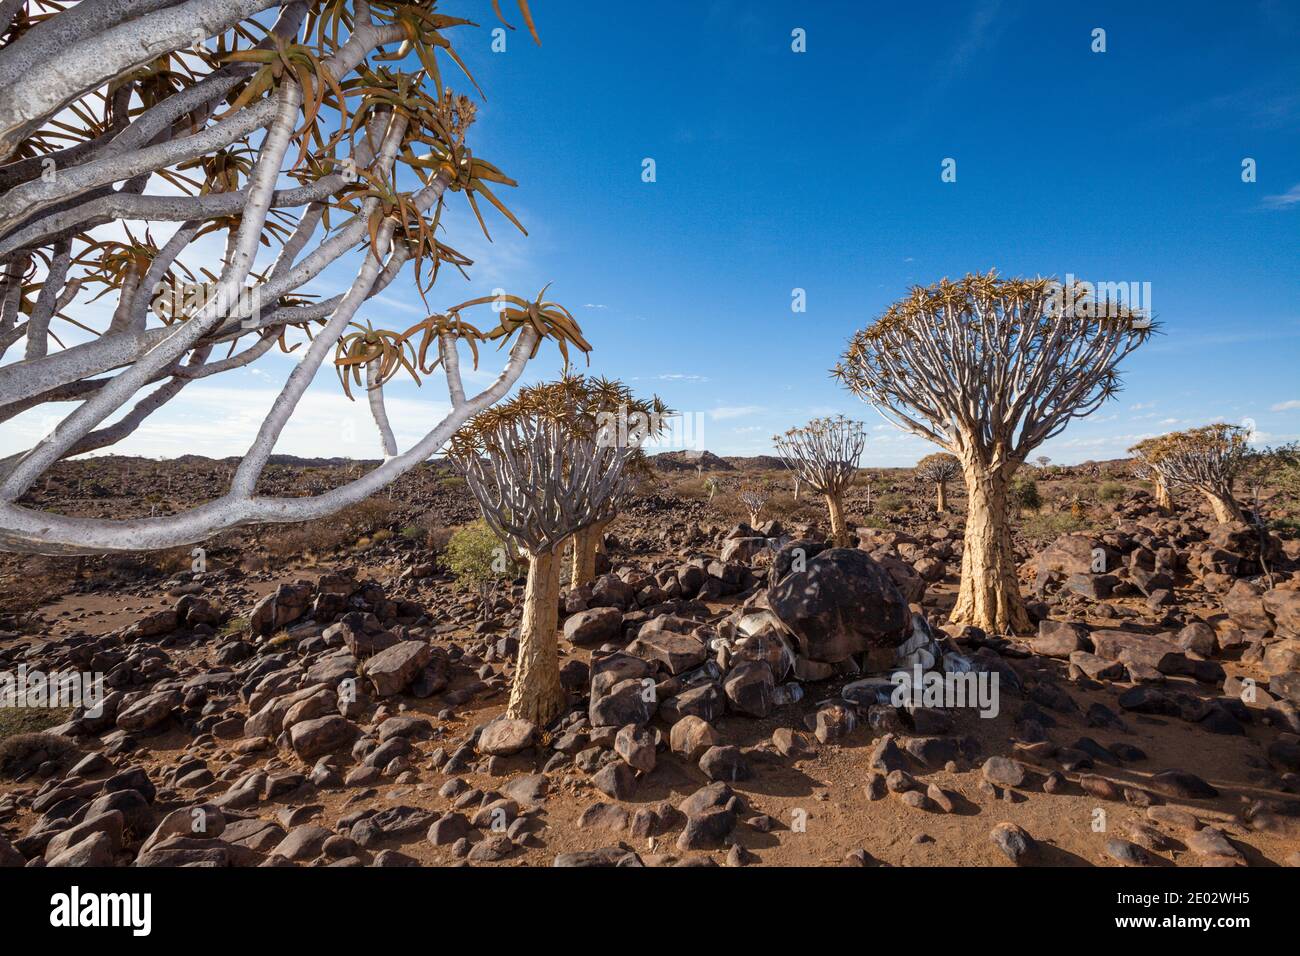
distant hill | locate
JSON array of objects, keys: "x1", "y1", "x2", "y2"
[
  {"x1": 76, "y1": 451, "x2": 1138, "y2": 473},
  {"x1": 650, "y1": 450, "x2": 735, "y2": 472},
  {"x1": 726, "y1": 454, "x2": 785, "y2": 471}
]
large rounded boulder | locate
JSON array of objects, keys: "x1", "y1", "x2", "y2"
[{"x1": 766, "y1": 548, "x2": 909, "y2": 663}]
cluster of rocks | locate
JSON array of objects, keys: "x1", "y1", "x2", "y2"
[
  {"x1": 1028, "y1": 524, "x2": 1300, "y2": 741},
  {"x1": 4, "y1": 480, "x2": 1300, "y2": 868}
]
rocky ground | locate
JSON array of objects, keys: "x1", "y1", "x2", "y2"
[{"x1": 1, "y1": 456, "x2": 1298, "y2": 868}]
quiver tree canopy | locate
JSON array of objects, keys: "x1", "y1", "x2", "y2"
[
  {"x1": 446, "y1": 375, "x2": 667, "y2": 557},
  {"x1": 1131, "y1": 424, "x2": 1248, "y2": 524},
  {"x1": 0, "y1": 0, "x2": 579, "y2": 556},
  {"x1": 773, "y1": 415, "x2": 865, "y2": 546},
  {"x1": 835, "y1": 272, "x2": 1152, "y2": 634},
  {"x1": 736, "y1": 479, "x2": 771, "y2": 526},
  {"x1": 1129, "y1": 437, "x2": 1175, "y2": 511},
  {"x1": 914, "y1": 451, "x2": 959, "y2": 512}
]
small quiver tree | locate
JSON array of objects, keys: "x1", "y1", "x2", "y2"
[
  {"x1": 1134, "y1": 424, "x2": 1248, "y2": 524},
  {"x1": 914, "y1": 452, "x2": 960, "y2": 513},
  {"x1": 448, "y1": 378, "x2": 640, "y2": 726},
  {"x1": 562, "y1": 379, "x2": 669, "y2": 590},
  {"x1": 736, "y1": 479, "x2": 771, "y2": 528},
  {"x1": 834, "y1": 273, "x2": 1151, "y2": 635},
  {"x1": 1128, "y1": 440, "x2": 1174, "y2": 512},
  {"x1": 773, "y1": 416, "x2": 865, "y2": 547}
]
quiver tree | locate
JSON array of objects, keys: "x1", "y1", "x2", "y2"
[
  {"x1": 914, "y1": 452, "x2": 959, "y2": 513},
  {"x1": 1128, "y1": 442, "x2": 1174, "y2": 512},
  {"x1": 448, "y1": 377, "x2": 642, "y2": 725},
  {"x1": 0, "y1": 1, "x2": 584, "y2": 555},
  {"x1": 564, "y1": 379, "x2": 669, "y2": 590},
  {"x1": 736, "y1": 479, "x2": 771, "y2": 527},
  {"x1": 1133, "y1": 424, "x2": 1248, "y2": 524},
  {"x1": 835, "y1": 273, "x2": 1151, "y2": 635},
  {"x1": 774, "y1": 415, "x2": 865, "y2": 547}
]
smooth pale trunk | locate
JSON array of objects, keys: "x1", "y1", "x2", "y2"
[
  {"x1": 1202, "y1": 488, "x2": 1243, "y2": 525},
  {"x1": 950, "y1": 466, "x2": 1031, "y2": 635},
  {"x1": 569, "y1": 526, "x2": 595, "y2": 590},
  {"x1": 935, "y1": 481, "x2": 948, "y2": 513},
  {"x1": 825, "y1": 493, "x2": 848, "y2": 547},
  {"x1": 1154, "y1": 476, "x2": 1173, "y2": 511},
  {"x1": 508, "y1": 549, "x2": 564, "y2": 725}
]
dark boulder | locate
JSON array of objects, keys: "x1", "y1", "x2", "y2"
[{"x1": 767, "y1": 548, "x2": 909, "y2": 663}]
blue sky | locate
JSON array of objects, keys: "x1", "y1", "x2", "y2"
[{"x1": 5, "y1": 0, "x2": 1299, "y2": 466}]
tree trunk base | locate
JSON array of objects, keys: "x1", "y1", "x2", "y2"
[
  {"x1": 826, "y1": 492, "x2": 848, "y2": 548},
  {"x1": 570, "y1": 527, "x2": 597, "y2": 590},
  {"x1": 1203, "y1": 490, "x2": 1243, "y2": 525},
  {"x1": 507, "y1": 550, "x2": 564, "y2": 726},
  {"x1": 950, "y1": 465, "x2": 1032, "y2": 636}
]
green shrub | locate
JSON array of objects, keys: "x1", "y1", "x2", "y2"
[
  {"x1": 1018, "y1": 511, "x2": 1088, "y2": 542},
  {"x1": 219, "y1": 615, "x2": 249, "y2": 637},
  {"x1": 445, "y1": 522, "x2": 518, "y2": 614},
  {"x1": 1011, "y1": 476, "x2": 1042, "y2": 513},
  {"x1": 873, "y1": 491, "x2": 908, "y2": 513},
  {"x1": 1097, "y1": 481, "x2": 1126, "y2": 502}
]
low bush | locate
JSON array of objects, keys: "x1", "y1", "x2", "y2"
[
  {"x1": 445, "y1": 522, "x2": 519, "y2": 615},
  {"x1": 0, "y1": 731, "x2": 77, "y2": 778},
  {"x1": 1011, "y1": 475, "x2": 1042, "y2": 513},
  {"x1": 1097, "y1": 481, "x2": 1127, "y2": 502},
  {"x1": 1018, "y1": 510, "x2": 1088, "y2": 542}
]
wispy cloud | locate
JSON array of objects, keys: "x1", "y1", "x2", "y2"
[
  {"x1": 371, "y1": 294, "x2": 428, "y2": 315},
  {"x1": 1271, "y1": 399, "x2": 1300, "y2": 411},
  {"x1": 891, "y1": 0, "x2": 1012, "y2": 139},
  {"x1": 709, "y1": 405, "x2": 763, "y2": 420},
  {"x1": 1263, "y1": 183, "x2": 1300, "y2": 209}
]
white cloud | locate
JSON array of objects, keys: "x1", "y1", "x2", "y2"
[
  {"x1": 709, "y1": 405, "x2": 763, "y2": 420},
  {"x1": 1271, "y1": 399, "x2": 1300, "y2": 411},
  {"x1": 371, "y1": 294, "x2": 429, "y2": 315},
  {"x1": 1263, "y1": 183, "x2": 1300, "y2": 209}
]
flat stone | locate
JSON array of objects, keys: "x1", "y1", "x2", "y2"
[
  {"x1": 477, "y1": 717, "x2": 537, "y2": 756},
  {"x1": 982, "y1": 756, "x2": 1026, "y2": 788}
]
